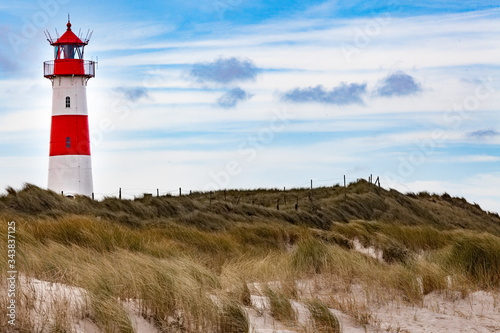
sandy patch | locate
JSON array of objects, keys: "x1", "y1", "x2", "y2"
[
  {"x1": 14, "y1": 275, "x2": 500, "y2": 333},
  {"x1": 352, "y1": 238, "x2": 384, "y2": 262}
]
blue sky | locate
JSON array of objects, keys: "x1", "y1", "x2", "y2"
[{"x1": 0, "y1": 0, "x2": 499, "y2": 212}]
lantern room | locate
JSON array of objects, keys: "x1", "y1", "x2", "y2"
[{"x1": 44, "y1": 21, "x2": 95, "y2": 79}]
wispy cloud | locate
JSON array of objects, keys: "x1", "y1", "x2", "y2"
[
  {"x1": 217, "y1": 87, "x2": 252, "y2": 108},
  {"x1": 468, "y1": 129, "x2": 500, "y2": 140},
  {"x1": 114, "y1": 87, "x2": 149, "y2": 102},
  {"x1": 282, "y1": 83, "x2": 367, "y2": 105},
  {"x1": 375, "y1": 71, "x2": 422, "y2": 97},
  {"x1": 190, "y1": 57, "x2": 258, "y2": 84},
  {"x1": 435, "y1": 155, "x2": 500, "y2": 163}
]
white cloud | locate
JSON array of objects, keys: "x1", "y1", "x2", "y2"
[{"x1": 397, "y1": 173, "x2": 500, "y2": 214}]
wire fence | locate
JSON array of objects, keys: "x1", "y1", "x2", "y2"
[{"x1": 91, "y1": 175, "x2": 381, "y2": 201}]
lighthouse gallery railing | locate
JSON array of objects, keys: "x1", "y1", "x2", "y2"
[{"x1": 44, "y1": 60, "x2": 96, "y2": 78}]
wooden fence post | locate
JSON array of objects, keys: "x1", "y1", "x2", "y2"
[
  {"x1": 310, "y1": 179, "x2": 313, "y2": 201},
  {"x1": 344, "y1": 175, "x2": 346, "y2": 200}
]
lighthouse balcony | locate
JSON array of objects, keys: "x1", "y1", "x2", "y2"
[{"x1": 44, "y1": 60, "x2": 96, "y2": 78}]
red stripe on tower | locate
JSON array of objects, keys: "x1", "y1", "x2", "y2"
[{"x1": 49, "y1": 115, "x2": 91, "y2": 156}]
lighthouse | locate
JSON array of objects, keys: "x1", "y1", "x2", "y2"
[{"x1": 44, "y1": 20, "x2": 95, "y2": 197}]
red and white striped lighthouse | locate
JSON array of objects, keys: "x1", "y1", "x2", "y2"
[{"x1": 44, "y1": 20, "x2": 96, "y2": 197}]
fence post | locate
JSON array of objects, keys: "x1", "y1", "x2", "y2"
[
  {"x1": 344, "y1": 175, "x2": 346, "y2": 200},
  {"x1": 119, "y1": 188, "x2": 121, "y2": 200},
  {"x1": 310, "y1": 179, "x2": 313, "y2": 201},
  {"x1": 295, "y1": 196, "x2": 298, "y2": 211},
  {"x1": 157, "y1": 188, "x2": 159, "y2": 197},
  {"x1": 179, "y1": 187, "x2": 181, "y2": 196},
  {"x1": 92, "y1": 192, "x2": 94, "y2": 200},
  {"x1": 283, "y1": 187, "x2": 286, "y2": 205},
  {"x1": 277, "y1": 199, "x2": 280, "y2": 211}
]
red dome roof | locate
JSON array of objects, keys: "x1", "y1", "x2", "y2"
[{"x1": 52, "y1": 21, "x2": 87, "y2": 45}]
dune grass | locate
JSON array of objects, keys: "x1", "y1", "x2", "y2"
[
  {"x1": 306, "y1": 298, "x2": 341, "y2": 333},
  {"x1": 264, "y1": 285, "x2": 297, "y2": 323},
  {"x1": 447, "y1": 233, "x2": 500, "y2": 288},
  {"x1": 1, "y1": 182, "x2": 500, "y2": 332},
  {"x1": 218, "y1": 300, "x2": 250, "y2": 333}
]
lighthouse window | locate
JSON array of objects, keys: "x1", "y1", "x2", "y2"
[
  {"x1": 62, "y1": 45, "x2": 75, "y2": 59},
  {"x1": 76, "y1": 46, "x2": 83, "y2": 59},
  {"x1": 54, "y1": 46, "x2": 62, "y2": 59},
  {"x1": 66, "y1": 137, "x2": 71, "y2": 148},
  {"x1": 65, "y1": 96, "x2": 70, "y2": 108},
  {"x1": 54, "y1": 45, "x2": 84, "y2": 60}
]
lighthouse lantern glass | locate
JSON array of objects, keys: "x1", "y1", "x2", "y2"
[{"x1": 55, "y1": 45, "x2": 84, "y2": 60}]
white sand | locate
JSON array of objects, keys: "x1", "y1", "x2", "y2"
[
  {"x1": 18, "y1": 275, "x2": 161, "y2": 333},
  {"x1": 17, "y1": 275, "x2": 500, "y2": 333},
  {"x1": 372, "y1": 291, "x2": 500, "y2": 333},
  {"x1": 352, "y1": 238, "x2": 384, "y2": 262}
]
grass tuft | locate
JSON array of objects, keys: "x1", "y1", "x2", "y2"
[
  {"x1": 239, "y1": 281, "x2": 252, "y2": 306},
  {"x1": 381, "y1": 240, "x2": 412, "y2": 264},
  {"x1": 89, "y1": 294, "x2": 134, "y2": 333},
  {"x1": 218, "y1": 300, "x2": 250, "y2": 333},
  {"x1": 264, "y1": 286, "x2": 296, "y2": 323},
  {"x1": 306, "y1": 298, "x2": 341, "y2": 333},
  {"x1": 448, "y1": 233, "x2": 500, "y2": 287},
  {"x1": 291, "y1": 237, "x2": 331, "y2": 274}
]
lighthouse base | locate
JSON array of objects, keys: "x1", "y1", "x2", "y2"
[{"x1": 48, "y1": 155, "x2": 93, "y2": 197}]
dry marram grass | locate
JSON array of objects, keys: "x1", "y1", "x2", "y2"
[{"x1": 0, "y1": 181, "x2": 499, "y2": 332}]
